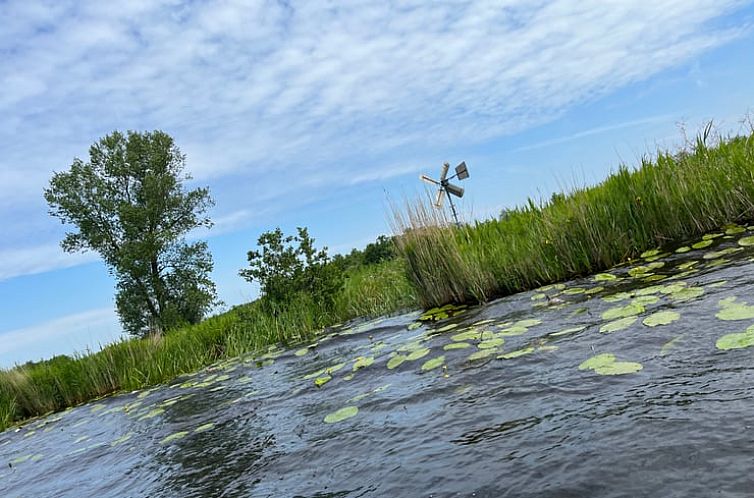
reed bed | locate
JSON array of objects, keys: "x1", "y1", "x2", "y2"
[
  {"x1": 394, "y1": 131, "x2": 754, "y2": 307},
  {"x1": 0, "y1": 260, "x2": 416, "y2": 432}
]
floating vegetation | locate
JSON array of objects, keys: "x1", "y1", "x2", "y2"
[
  {"x1": 738, "y1": 236, "x2": 754, "y2": 247},
  {"x1": 387, "y1": 355, "x2": 407, "y2": 370},
  {"x1": 294, "y1": 347, "x2": 310, "y2": 357},
  {"x1": 514, "y1": 319, "x2": 542, "y2": 328},
  {"x1": 451, "y1": 330, "x2": 483, "y2": 342},
  {"x1": 594, "y1": 273, "x2": 618, "y2": 281},
  {"x1": 418, "y1": 304, "x2": 467, "y2": 321},
  {"x1": 601, "y1": 302, "x2": 644, "y2": 321},
  {"x1": 675, "y1": 246, "x2": 691, "y2": 253},
  {"x1": 138, "y1": 408, "x2": 165, "y2": 421},
  {"x1": 562, "y1": 287, "x2": 586, "y2": 295},
  {"x1": 477, "y1": 337, "x2": 504, "y2": 349},
  {"x1": 405, "y1": 348, "x2": 431, "y2": 361},
  {"x1": 600, "y1": 317, "x2": 638, "y2": 333},
  {"x1": 160, "y1": 431, "x2": 189, "y2": 444},
  {"x1": 421, "y1": 355, "x2": 445, "y2": 372},
  {"x1": 314, "y1": 375, "x2": 332, "y2": 388},
  {"x1": 467, "y1": 349, "x2": 497, "y2": 362},
  {"x1": 725, "y1": 225, "x2": 746, "y2": 235},
  {"x1": 443, "y1": 342, "x2": 471, "y2": 350},
  {"x1": 497, "y1": 325, "x2": 528, "y2": 336},
  {"x1": 716, "y1": 297, "x2": 754, "y2": 321},
  {"x1": 641, "y1": 249, "x2": 661, "y2": 259},
  {"x1": 692, "y1": 239, "x2": 714, "y2": 249},
  {"x1": 642, "y1": 311, "x2": 681, "y2": 327},
  {"x1": 669, "y1": 287, "x2": 704, "y2": 303},
  {"x1": 323, "y1": 406, "x2": 359, "y2": 424},
  {"x1": 703, "y1": 247, "x2": 742, "y2": 260},
  {"x1": 194, "y1": 422, "x2": 215, "y2": 433},
  {"x1": 352, "y1": 356, "x2": 374, "y2": 371},
  {"x1": 632, "y1": 295, "x2": 659, "y2": 306},
  {"x1": 550, "y1": 326, "x2": 587, "y2": 337},
  {"x1": 498, "y1": 346, "x2": 535, "y2": 359},
  {"x1": 110, "y1": 433, "x2": 133, "y2": 446},
  {"x1": 716, "y1": 325, "x2": 754, "y2": 350},
  {"x1": 578, "y1": 353, "x2": 643, "y2": 375},
  {"x1": 660, "y1": 335, "x2": 684, "y2": 356}
]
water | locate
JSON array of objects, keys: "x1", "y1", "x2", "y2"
[{"x1": 3, "y1": 229, "x2": 754, "y2": 497}]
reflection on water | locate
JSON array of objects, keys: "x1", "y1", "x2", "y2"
[{"x1": 3, "y1": 228, "x2": 754, "y2": 496}]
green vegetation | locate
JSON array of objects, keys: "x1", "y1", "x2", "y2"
[
  {"x1": 394, "y1": 130, "x2": 754, "y2": 307},
  {"x1": 4, "y1": 127, "x2": 754, "y2": 433},
  {"x1": 44, "y1": 130, "x2": 217, "y2": 337},
  {"x1": 0, "y1": 255, "x2": 414, "y2": 432}
]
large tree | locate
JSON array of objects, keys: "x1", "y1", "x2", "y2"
[{"x1": 45, "y1": 130, "x2": 217, "y2": 337}]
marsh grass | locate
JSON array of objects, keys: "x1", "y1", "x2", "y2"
[
  {"x1": 0, "y1": 260, "x2": 416, "y2": 432},
  {"x1": 394, "y1": 130, "x2": 754, "y2": 307}
]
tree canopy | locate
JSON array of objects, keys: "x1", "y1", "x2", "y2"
[{"x1": 44, "y1": 130, "x2": 217, "y2": 337}]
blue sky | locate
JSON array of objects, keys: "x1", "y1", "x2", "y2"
[{"x1": 1, "y1": 0, "x2": 753, "y2": 368}]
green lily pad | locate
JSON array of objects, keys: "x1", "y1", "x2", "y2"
[
  {"x1": 421, "y1": 355, "x2": 446, "y2": 371},
  {"x1": 602, "y1": 292, "x2": 632, "y2": 303},
  {"x1": 194, "y1": 423, "x2": 215, "y2": 433},
  {"x1": 406, "y1": 348, "x2": 431, "y2": 361},
  {"x1": 703, "y1": 233, "x2": 723, "y2": 240},
  {"x1": 111, "y1": 433, "x2": 133, "y2": 446},
  {"x1": 594, "y1": 273, "x2": 618, "y2": 281},
  {"x1": 443, "y1": 342, "x2": 471, "y2": 350},
  {"x1": 160, "y1": 431, "x2": 189, "y2": 444},
  {"x1": 477, "y1": 338, "x2": 504, "y2": 349},
  {"x1": 670, "y1": 287, "x2": 704, "y2": 303},
  {"x1": 601, "y1": 302, "x2": 645, "y2": 320},
  {"x1": 467, "y1": 349, "x2": 497, "y2": 362},
  {"x1": 138, "y1": 408, "x2": 165, "y2": 421},
  {"x1": 436, "y1": 323, "x2": 459, "y2": 333},
  {"x1": 387, "y1": 355, "x2": 407, "y2": 369},
  {"x1": 550, "y1": 325, "x2": 587, "y2": 337},
  {"x1": 703, "y1": 247, "x2": 742, "y2": 260},
  {"x1": 531, "y1": 293, "x2": 547, "y2": 300},
  {"x1": 295, "y1": 347, "x2": 310, "y2": 357},
  {"x1": 641, "y1": 249, "x2": 661, "y2": 258},
  {"x1": 563, "y1": 287, "x2": 586, "y2": 295},
  {"x1": 514, "y1": 319, "x2": 542, "y2": 328},
  {"x1": 675, "y1": 246, "x2": 691, "y2": 253},
  {"x1": 660, "y1": 335, "x2": 683, "y2": 356},
  {"x1": 726, "y1": 225, "x2": 746, "y2": 235},
  {"x1": 498, "y1": 325, "x2": 528, "y2": 336},
  {"x1": 314, "y1": 375, "x2": 332, "y2": 387},
  {"x1": 451, "y1": 330, "x2": 483, "y2": 342},
  {"x1": 324, "y1": 406, "x2": 359, "y2": 424},
  {"x1": 716, "y1": 297, "x2": 754, "y2": 320},
  {"x1": 585, "y1": 286, "x2": 604, "y2": 295},
  {"x1": 692, "y1": 239, "x2": 713, "y2": 249},
  {"x1": 578, "y1": 353, "x2": 643, "y2": 375},
  {"x1": 716, "y1": 326, "x2": 754, "y2": 350},
  {"x1": 352, "y1": 356, "x2": 374, "y2": 371},
  {"x1": 498, "y1": 347, "x2": 535, "y2": 359},
  {"x1": 600, "y1": 316, "x2": 638, "y2": 333},
  {"x1": 642, "y1": 310, "x2": 680, "y2": 327},
  {"x1": 632, "y1": 295, "x2": 659, "y2": 306},
  {"x1": 738, "y1": 236, "x2": 754, "y2": 247}
]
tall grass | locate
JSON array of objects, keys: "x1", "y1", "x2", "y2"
[
  {"x1": 0, "y1": 260, "x2": 416, "y2": 432},
  {"x1": 394, "y1": 130, "x2": 754, "y2": 307}
]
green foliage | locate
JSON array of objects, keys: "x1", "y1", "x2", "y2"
[
  {"x1": 44, "y1": 130, "x2": 217, "y2": 337},
  {"x1": 332, "y1": 234, "x2": 396, "y2": 271},
  {"x1": 240, "y1": 227, "x2": 344, "y2": 311},
  {"x1": 395, "y1": 130, "x2": 754, "y2": 307}
]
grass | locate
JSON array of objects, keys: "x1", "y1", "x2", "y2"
[
  {"x1": 394, "y1": 129, "x2": 754, "y2": 307},
  {"x1": 4, "y1": 127, "x2": 754, "y2": 433},
  {"x1": 0, "y1": 259, "x2": 416, "y2": 432}
]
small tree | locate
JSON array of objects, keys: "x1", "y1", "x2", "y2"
[
  {"x1": 240, "y1": 227, "x2": 343, "y2": 310},
  {"x1": 44, "y1": 130, "x2": 217, "y2": 337}
]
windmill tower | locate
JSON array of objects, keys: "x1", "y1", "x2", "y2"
[{"x1": 420, "y1": 161, "x2": 469, "y2": 225}]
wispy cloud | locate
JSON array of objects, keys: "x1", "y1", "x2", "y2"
[
  {"x1": 0, "y1": 244, "x2": 97, "y2": 282},
  {"x1": 0, "y1": 307, "x2": 123, "y2": 369},
  {"x1": 0, "y1": 0, "x2": 750, "y2": 279}
]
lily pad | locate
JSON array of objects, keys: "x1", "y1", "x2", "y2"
[
  {"x1": 406, "y1": 348, "x2": 431, "y2": 361},
  {"x1": 660, "y1": 335, "x2": 683, "y2": 356},
  {"x1": 498, "y1": 325, "x2": 528, "y2": 336},
  {"x1": 642, "y1": 310, "x2": 680, "y2": 327},
  {"x1": 324, "y1": 406, "x2": 359, "y2": 424},
  {"x1": 726, "y1": 225, "x2": 746, "y2": 235},
  {"x1": 314, "y1": 375, "x2": 332, "y2": 388},
  {"x1": 594, "y1": 273, "x2": 618, "y2": 281},
  {"x1": 600, "y1": 316, "x2": 638, "y2": 333},
  {"x1": 451, "y1": 330, "x2": 482, "y2": 342},
  {"x1": 578, "y1": 353, "x2": 643, "y2": 375},
  {"x1": 514, "y1": 319, "x2": 541, "y2": 328},
  {"x1": 738, "y1": 236, "x2": 754, "y2": 247},
  {"x1": 421, "y1": 355, "x2": 446, "y2": 372},
  {"x1": 160, "y1": 431, "x2": 189, "y2": 444},
  {"x1": 669, "y1": 287, "x2": 704, "y2": 303},
  {"x1": 632, "y1": 295, "x2": 659, "y2": 306},
  {"x1": 498, "y1": 347, "x2": 535, "y2": 359},
  {"x1": 675, "y1": 246, "x2": 691, "y2": 253},
  {"x1": 716, "y1": 326, "x2": 754, "y2": 350},
  {"x1": 716, "y1": 297, "x2": 754, "y2": 321},
  {"x1": 601, "y1": 302, "x2": 645, "y2": 320},
  {"x1": 294, "y1": 347, "x2": 310, "y2": 357},
  {"x1": 387, "y1": 355, "x2": 407, "y2": 370},
  {"x1": 550, "y1": 325, "x2": 587, "y2": 337},
  {"x1": 194, "y1": 423, "x2": 215, "y2": 433},
  {"x1": 477, "y1": 338, "x2": 504, "y2": 349},
  {"x1": 443, "y1": 342, "x2": 471, "y2": 350},
  {"x1": 641, "y1": 249, "x2": 661, "y2": 258},
  {"x1": 467, "y1": 349, "x2": 497, "y2": 362},
  {"x1": 352, "y1": 356, "x2": 375, "y2": 371},
  {"x1": 692, "y1": 239, "x2": 713, "y2": 249}
]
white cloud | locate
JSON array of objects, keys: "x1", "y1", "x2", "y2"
[
  {"x1": 0, "y1": 307, "x2": 123, "y2": 369},
  {"x1": 0, "y1": 244, "x2": 98, "y2": 282},
  {"x1": 0, "y1": 0, "x2": 750, "y2": 278}
]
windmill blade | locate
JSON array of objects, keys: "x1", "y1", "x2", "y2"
[
  {"x1": 420, "y1": 174, "x2": 440, "y2": 186},
  {"x1": 439, "y1": 162, "x2": 450, "y2": 182},
  {"x1": 455, "y1": 161, "x2": 469, "y2": 180},
  {"x1": 435, "y1": 188, "x2": 446, "y2": 208},
  {"x1": 445, "y1": 182, "x2": 464, "y2": 198}
]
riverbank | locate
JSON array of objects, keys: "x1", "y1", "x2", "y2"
[
  {"x1": 395, "y1": 130, "x2": 754, "y2": 306},
  {"x1": 3, "y1": 128, "x2": 754, "y2": 433}
]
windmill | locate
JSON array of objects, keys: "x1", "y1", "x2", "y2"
[{"x1": 420, "y1": 161, "x2": 469, "y2": 225}]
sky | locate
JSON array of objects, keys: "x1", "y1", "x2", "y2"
[{"x1": 1, "y1": 0, "x2": 754, "y2": 368}]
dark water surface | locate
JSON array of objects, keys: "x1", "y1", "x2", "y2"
[{"x1": 3, "y1": 229, "x2": 754, "y2": 497}]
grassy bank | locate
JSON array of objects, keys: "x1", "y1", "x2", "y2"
[
  {"x1": 395, "y1": 130, "x2": 754, "y2": 307},
  {"x1": 0, "y1": 259, "x2": 416, "y2": 432}
]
